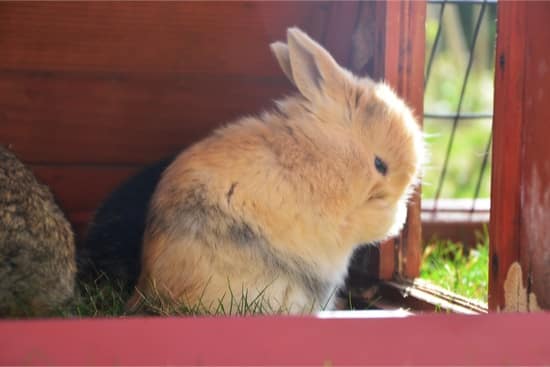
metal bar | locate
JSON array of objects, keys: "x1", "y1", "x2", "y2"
[
  {"x1": 432, "y1": 1, "x2": 488, "y2": 210},
  {"x1": 423, "y1": 198, "x2": 490, "y2": 212},
  {"x1": 424, "y1": 2, "x2": 446, "y2": 89},
  {"x1": 471, "y1": 131, "x2": 493, "y2": 212},
  {"x1": 424, "y1": 112, "x2": 493, "y2": 119}
]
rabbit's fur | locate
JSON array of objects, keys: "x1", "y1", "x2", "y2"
[
  {"x1": 0, "y1": 146, "x2": 76, "y2": 316},
  {"x1": 78, "y1": 157, "x2": 173, "y2": 291},
  {"x1": 128, "y1": 28, "x2": 424, "y2": 314}
]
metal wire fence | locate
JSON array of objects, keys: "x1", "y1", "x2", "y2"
[{"x1": 424, "y1": 0, "x2": 497, "y2": 215}]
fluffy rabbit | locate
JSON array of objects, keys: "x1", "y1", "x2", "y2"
[
  {"x1": 128, "y1": 28, "x2": 424, "y2": 314},
  {"x1": 78, "y1": 157, "x2": 173, "y2": 291},
  {"x1": 0, "y1": 146, "x2": 76, "y2": 316}
]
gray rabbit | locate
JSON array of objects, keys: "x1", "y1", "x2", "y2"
[{"x1": 0, "y1": 145, "x2": 76, "y2": 316}]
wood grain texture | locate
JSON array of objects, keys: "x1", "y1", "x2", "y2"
[
  {"x1": 490, "y1": 2, "x2": 550, "y2": 311},
  {"x1": 322, "y1": 1, "x2": 360, "y2": 70},
  {"x1": 30, "y1": 165, "x2": 143, "y2": 212},
  {"x1": 348, "y1": 2, "x2": 380, "y2": 77},
  {"x1": 0, "y1": 1, "x2": 359, "y2": 235},
  {"x1": 0, "y1": 2, "x2": 328, "y2": 75},
  {"x1": 489, "y1": 2, "x2": 526, "y2": 311},
  {"x1": 346, "y1": 1, "x2": 396, "y2": 281},
  {"x1": 30, "y1": 165, "x2": 147, "y2": 242},
  {"x1": 0, "y1": 1, "x2": 423, "y2": 288},
  {"x1": 376, "y1": 0, "x2": 426, "y2": 280},
  {"x1": 0, "y1": 71, "x2": 289, "y2": 164},
  {"x1": 518, "y1": 2, "x2": 550, "y2": 309},
  {"x1": 0, "y1": 1, "x2": 334, "y2": 165}
]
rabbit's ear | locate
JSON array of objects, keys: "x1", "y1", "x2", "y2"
[
  {"x1": 270, "y1": 41, "x2": 294, "y2": 85},
  {"x1": 286, "y1": 27, "x2": 345, "y2": 102}
]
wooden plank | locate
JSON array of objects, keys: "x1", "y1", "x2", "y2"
[
  {"x1": 378, "y1": 0, "x2": 426, "y2": 279},
  {"x1": 0, "y1": 72, "x2": 289, "y2": 164},
  {"x1": 345, "y1": 1, "x2": 425, "y2": 281},
  {"x1": 0, "y1": 2, "x2": 359, "y2": 166},
  {"x1": 378, "y1": 279, "x2": 487, "y2": 314},
  {"x1": 353, "y1": 2, "x2": 396, "y2": 280},
  {"x1": 30, "y1": 165, "x2": 143, "y2": 212},
  {"x1": 348, "y1": 2, "x2": 388, "y2": 78},
  {"x1": 489, "y1": 1, "x2": 526, "y2": 311},
  {"x1": 322, "y1": 1, "x2": 360, "y2": 69},
  {"x1": 519, "y1": 3, "x2": 550, "y2": 310},
  {"x1": 0, "y1": 2, "x2": 326, "y2": 76},
  {"x1": 422, "y1": 221, "x2": 487, "y2": 250},
  {"x1": 2, "y1": 313, "x2": 550, "y2": 365},
  {"x1": 0, "y1": 1, "x2": 363, "y2": 246},
  {"x1": 29, "y1": 165, "x2": 149, "y2": 242},
  {"x1": 422, "y1": 199, "x2": 489, "y2": 248},
  {"x1": 422, "y1": 198, "x2": 491, "y2": 213},
  {"x1": 491, "y1": 2, "x2": 550, "y2": 311}
]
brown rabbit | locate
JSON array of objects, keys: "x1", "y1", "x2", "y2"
[
  {"x1": 0, "y1": 146, "x2": 76, "y2": 316},
  {"x1": 128, "y1": 28, "x2": 424, "y2": 314}
]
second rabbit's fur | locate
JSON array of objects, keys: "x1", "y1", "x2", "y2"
[
  {"x1": 128, "y1": 28, "x2": 424, "y2": 314},
  {"x1": 0, "y1": 146, "x2": 76, "y2": 316}
]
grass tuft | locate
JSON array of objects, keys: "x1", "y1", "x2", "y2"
[
  {"x1": 56, "y1": 273, "x2": 130, "y2": 318},
  {"x1": 54, "y1": 274, "x2": 331, "y2": 318},
  {"x1": 420, "y1": 228, "x2": 489, "y2": 302}
]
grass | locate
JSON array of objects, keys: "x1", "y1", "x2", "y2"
[
  {"x1": 56, "y1": 277, "x2": 130, "y2": 318},
  {"x1": 131, "y1": 280, "x2": 301, "y2": 317},
  {"x1": 419, "y1": 5, "x2": 492, "y2": 303},
  {"x1": 54, "y1": 241, "x2": 489, "y2": 318},
  {"x1": 420, "y1": 229, "x2": 489, "y2": 303},
  {"x1": 17, "y1": 238, "x2": 488, "y2": 318},
  {"x1": 53, "y1": 276, "x2": 328, "y2": 318}
]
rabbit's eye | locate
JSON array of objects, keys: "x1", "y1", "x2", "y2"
[{"x1": 374, "y1": 156, "x2": 387, "y2": 176}]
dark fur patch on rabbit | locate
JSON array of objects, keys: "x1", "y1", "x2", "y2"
[
  {"x1": 78, "y1": 157, "x2": 173, "y2": 291},
  {"x1": 149, "y1": 182, "x2": 330, "y2": 301}
]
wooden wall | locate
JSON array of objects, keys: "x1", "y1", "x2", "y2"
[
  {"x1": 490, "y1": 1, "x2": 550, "y2": 310},
  {"x1": 0, "y1": 2, "x2": 358, "y2": 238},
  {"x1": 0, "y1": 2, "x2": 426, "y2": 282}
]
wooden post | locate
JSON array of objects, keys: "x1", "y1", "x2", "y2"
[
  {"x1": 490, "y1": 2, "x2": 550, "y2": 311},
  {"x1": 384, "y1": 0, "x2": 426, "y2": 279},
  {"x1": 373, "y1": 1, "x2": 426, "y2": 279},
  {"x1": 343, "y1": 1, "x2": 425, "y2": 283}
]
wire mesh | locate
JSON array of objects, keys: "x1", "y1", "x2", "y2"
[{"x1": 424, "y1": 0, "x2": 496, "y2": 214}]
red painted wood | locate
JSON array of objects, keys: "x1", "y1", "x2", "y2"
[
  {"x1": 1, "y1": 313, "x2": 550, "y2": 365},
  {"x1": 1, "y1": 72, "x2": 289, "y2": 165},
  {"x1": 0, "y1": 1, "x2": 422, "y2": 293},
  {"x1": 393, "y1": 1, "x2": 425, "y2": 280},
  {"x1": 0, "y1": 2, "x2": 360, "y2": 239},
  {"x1": 322, "y1": 1, "x2": 360, "y2": 68},
  {"x1": 29, "y1": 165, "x2": 147, "y2": 242},
  {"x1": 489, "y1": 2, "x2": 550, "y2": 310},
  {"x1": 377, "y1": 0, "x2": 426, "y2": 280},
  {"x1": 519, "y1": 3, "x2": 550, "y2": 309},
  {"x1": 423, "y1": 221, "x2": 487, "y2": 249},
  {"x1": 489, "y1": 0, "x2": 526, "y2": 312},
  {"x1": 0, "y1": 2, "x2": 326, "y2": 75},
  {"x1": 30, "y1": 165, "x2": 142, "y2": 212}
]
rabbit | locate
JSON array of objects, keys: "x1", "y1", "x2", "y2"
[
  {"x1": 0, "y1": 145, "x2": 76, "y2": 317},
  {"x1": 127, "y1": 27, "x2": 425, "y2": 315},
  {"x1": 78, "y1": 156, "x2": 174, "y2": 292}
]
